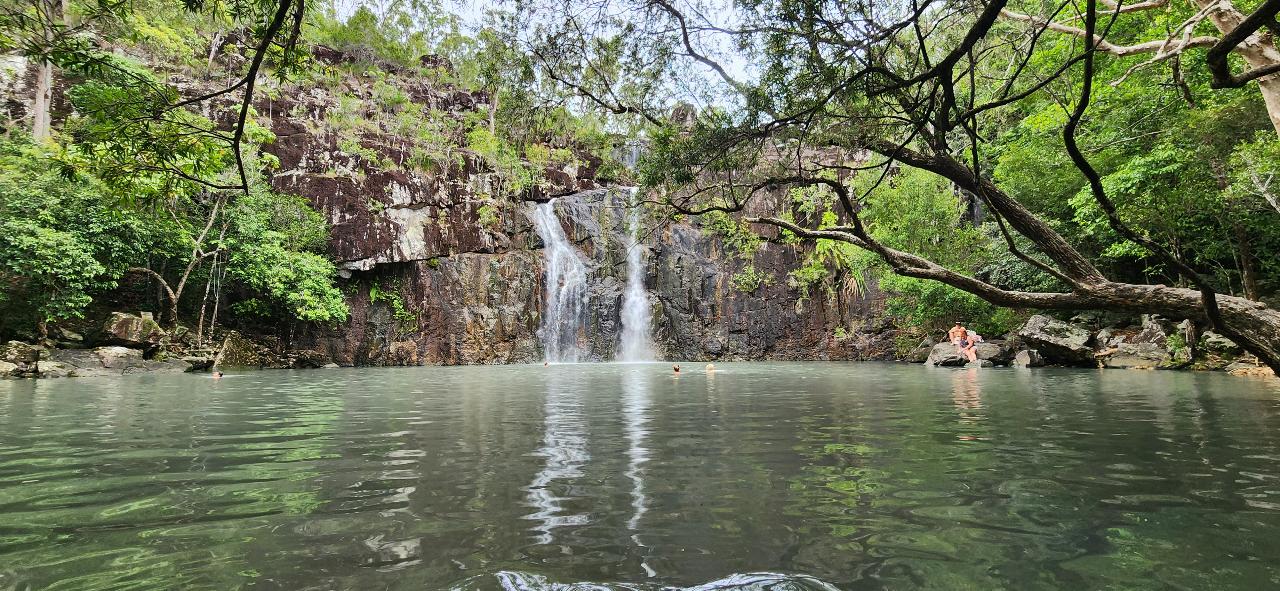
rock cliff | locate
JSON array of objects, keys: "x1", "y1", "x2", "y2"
[{"x1": 251, "y1": 52, "x2": 884, "y2": 364}]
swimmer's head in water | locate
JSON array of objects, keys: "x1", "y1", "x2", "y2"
[
  {"x1": 705, "y1": 363, "x2": 715, "y2": 371},
  {"x1": 673, "y1": 364, "x2": 681, "y2": 373}
]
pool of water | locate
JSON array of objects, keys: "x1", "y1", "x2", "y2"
[{"x1": 1, "y1": 363, "x2": 1278, "y2": 590}]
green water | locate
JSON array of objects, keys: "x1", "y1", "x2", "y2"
[{"x1": 1, "y1": 363, "x2": 1278, "y2": 590}]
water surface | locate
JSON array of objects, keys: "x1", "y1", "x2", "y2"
[{"x1": 1, "y1": 363, "x2": 1279, "y2": 590}]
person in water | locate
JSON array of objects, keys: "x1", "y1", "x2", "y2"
[
  {"x1": 673, "y1": 364, "x2": 681, "y2": 374},
  {"x1": 212, "y1": 370, "x2": 223, "y2": 379},
  {"x1": 705, "y1": 363, "x2": 715, "y2": 372}
]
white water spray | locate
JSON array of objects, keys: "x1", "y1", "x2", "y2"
[
  {"x1": 531, "y1": 200, "x2": 588, "y2": 363},
  {"x1": 617, "y1": 189, "x2": 655, "y2": 362}
]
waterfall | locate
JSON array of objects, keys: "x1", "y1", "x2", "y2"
[
  {"x1": 531, "y1": 200, "x2": 588, "y2": 363},
  {"x1": 617, "y1": 189, "x2": 655, "y2": 362}
]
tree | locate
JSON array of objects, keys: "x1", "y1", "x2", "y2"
[
  {"x1": 526, "y1": 0, "x2": 1280, "y2": 372},
  {"x1": 1001, "y1": 0, "x2": 1280, "y2": 136}
]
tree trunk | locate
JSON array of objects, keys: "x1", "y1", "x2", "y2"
[
  {"x1": 1197, "y1": 0, "x2": 1280, "y2": 136},
  {"x1": 1236, "y1": 223, "x2": 1261, "y2": 301},
  {"x1": 127, "y1": 267, "x2": 179, "y2": 327},
  {"x1": 32, "y1": 60, "x2": 53, "y2": 141}
]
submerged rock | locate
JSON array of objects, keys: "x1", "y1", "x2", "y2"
[
  {"x1": 1015, "y1": 315, "x2": 1094, "y2": 365},
  {"x1": 966, "y1": 359, "x2": 994, "y2": 368}
]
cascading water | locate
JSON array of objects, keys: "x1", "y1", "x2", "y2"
[
  {"x1": 531, "y1": 200, "x2": 588, "y2": 363},
  {"x1": 617, "y1": 189, "x2": 655, "y2": 362}
]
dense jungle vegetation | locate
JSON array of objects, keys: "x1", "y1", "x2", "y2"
[
  {"x1": 3, "y1": 0, "x2": 1280, "y2": 368},
  {"x1": 0, "y1": 0, "x2": 618, "y2": 342}
]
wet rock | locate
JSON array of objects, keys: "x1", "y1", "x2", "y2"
[
  {"x1": 181, "y1": 356, "x2": 214, "y2": 372},
  {"x1": 126, "y1": 358, "x2": 193, "y2": 374},
  {"x1": 38, "y1": 361, "x2": 74, "y2": 378},
  {"x1": 1015, "y1": 315, "x2": 1094, "y2": 365},
  {"x1": 905, "y1": 340, "x2": 934, "y2": 363},
  {"x1": 966, "y1": 359, "x2": 994, "y2": 368},
  {"x1": 214, "y1": 332, "x2": 264, "y2": 368},
  {"x1": 1226, "y1": 361, "x2": 1275, "y2": 377},
  {"x1": 926, "y1": 341, "x2": 1010, "y2": 367},
  {"x1": 926, "y1": 343, "x2": 966, "y2": 366},
  {"x1": 55, "y1": 327, "x2": 84, "y2": 345},
  {"x1": 0, "y1": 341, "x2": 42, "y2": 378},
  {"x1": 1013, "y1": 349, "x2": 1044, "y2": 368},
  {"x1": 1096, "y1": 343, "x2": 1169, "y2": 369},
  {"x1": 47, "y1": 349, "x2": 113, "y2": 377},
  {"x1": 103, "y1": 312, "x2": 167, "y2": 349},
  {"x1": 94, "y1": 346, "x2": 145, "y2": 370},
  {"x1": 1201, "y1": 331, "x2": 1240, "y2": 354},
  {"x1": 1131, "y1": 314, "x2": 1173, "y2": 345},
  {"x1": 1, "y1": 340, "x2": 42, "y2": 364},
  {"x1": 290, "y1": 350, "x2": 331, "y2": 369}
]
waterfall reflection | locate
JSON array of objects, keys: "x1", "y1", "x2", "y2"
[
  {"x1": 525, "y1": 372, "x2": 590, "y2": 544},
  {"x1": 619, "y1": 366, "x2": 656, "y2": 577}
]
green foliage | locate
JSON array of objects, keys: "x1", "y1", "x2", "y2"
[
  {"x1": 731, "y1": 265, "x2": 769, "y2": 293},
  {"x1": 0, "y1": 137, "x2": 169, "y2": 330},
  {"x1": 476, "y1": 202, "x2": 500, "y2": 228},
  {"x1": 701, "y1": 210, "x2": 763, "y2": 260},
  {"x1": 369, "y1": 282, "x2": 417, "y2": 333},
  {"x1": 223, "y1": 190, "x2": 349, "y2": 323}
]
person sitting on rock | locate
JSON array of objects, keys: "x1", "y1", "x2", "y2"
[
  {"x1": 948, "y1": 322, "x2": 968, "y2": 345},
  {"x1": 958, "y1": 337, "x2": 979, "y2": 363}
]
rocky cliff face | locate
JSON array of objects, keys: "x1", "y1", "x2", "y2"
[{"x1": 252, "y1": 57, "x2": 887, "y2": 364}]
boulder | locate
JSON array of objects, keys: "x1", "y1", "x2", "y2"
[
  {"x1": 0, "y1": 341, "x2": 44, "y2": 377},
  {"x1": 1201, "y1": 331, "x2": 1240, "y2": 354},
  {"x1": 214, "y1": 332, "x2": 263, "y2": 367},
  {"x1": 181, "y1": 356, "x2": 215, "y2": 372},
  {"x1": 126, "y1": 358, "x2": 193, "y2": 374},
  {"x1": 55, "y1": 327, "x2": 84, "y2": 346},
  {"x1": 905, "y1": 341, "x2": 934, "y2": 363},
  {"x1": 1131, "y1": 314, "x2": 1173, "y2": 345},
  {"x1": 1015, "y1": 315, "x2": 1094, "y2": 365},
  {"x1": 926, "y1": 341, "x2": 1011, "y2": 367},
  {"x1": 290, "y1": 349, "x2": 332, "y2": 369},
  {"x1": 1, "y1": 341, "x2": 42, "y2": 364},
  {"x1": 1095, "y1": 328, "x2": 1125, "y2": 349},
  {"x1": 1096, "y1": 343, "x2": 1169, "y2": 369},
  {"x1": 975, "y1": 341, "x2": 1015, "y2": 365},
  {"x1": 103, "y1": 312, "x2": 167, "y2": 349},
  {"x1": 1013, "y1": 349, "x2": 1044, "y2": 368},
  {"x1": 926, "y1": 343, "x2": 967, "y2": 366},
  {"x1": 1227, "y1": 362, "x2": 1275, "y2": 377},
  {"x1": 94, "y1": 346, "x2": 145, "y2": 370},
  {"x1": 321, "y1": 362, "x2": 341, "y2": 369},
  {"x1": 966, "y1": 359, "x2": 994, "y2": 368},
  {"x1": 38, "y1": 361, "x2": 75, "y2": 378}
]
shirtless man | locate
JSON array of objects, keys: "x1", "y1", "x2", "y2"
[{"x1": 947, "y1": 322, "x2": 968, "y2": 345}]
